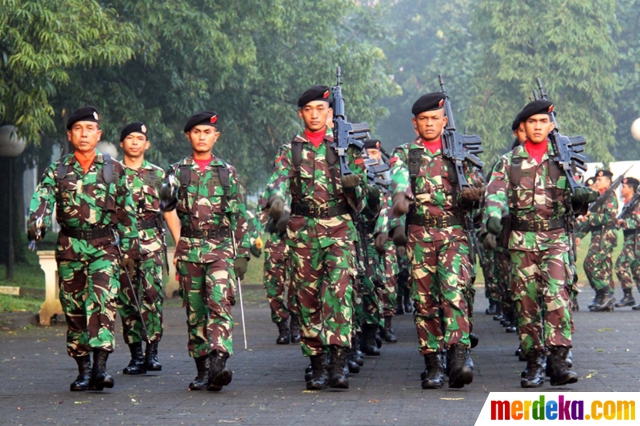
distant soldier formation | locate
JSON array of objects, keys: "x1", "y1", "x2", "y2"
[{"x1": 35, "y1": 69, "x2": 640, "y2": 393}]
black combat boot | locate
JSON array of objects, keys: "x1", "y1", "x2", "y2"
[
  {"x1": 520, "y1": 351, "x2": 545, "y2": 388},
  {"x1": 592, "y1": 288, "x2": 615, "y2": 312},
  {"x1": 70, "y1": 355, "x2": 91, "y2": 391},
  {"x1": 448, "y1": 343, "x2": 473, "y2": 389},
  {"x1": 328, "y1": 345, "x2": 349, "y2": 389},
  {"x1": 289, "y1": 314, "x2": 301, "y2": 343},
  {"x1": 275, "y1": 320, "x2": 290, "y2": 345},
  {"x1": 493, "y1": 302, "x2": 503, "y2": 321},
  {"x1": 306, "y1": 354, "x2": 328, "y2": 390},
  {"x1": 89, "y1": 349, "x2": 114, "y2": 391},
  {"x1": 566, "y1": 349, "x2": 573, "y2": 368},
  {"x1": 346, "y1": 346, "x2": 360, "y2": 374},
  {"x1": 485, "y1": 299, "x2": 497, "y2": 315},
  {"x1": 547, "y1": 346, "x2": 578, "y2": 386},
  {"x1": 188, "y1": 356, "x2": 209, "y2": 391},
  {"x1": 145, "y1": 341, "x2": 162, "y2": 371},
  {"x1": 403, "y1": 288, "x2": 413, "y2": 313},
  {"x1": 123, "y1": 342, "x2": 146, "y2": 375},
  {"x1": 588, "y1": 289, "x2": 602, "y2": 310},
  {"x1": 207, "y1": 350, "x2": 232, "y2": 391},
  {"x1": 383, "y1": 316, "x2": 397, "y2": 343},
  {"x1": 615, "y1": 289, "x2": 635, "y2": 308},
  {"x1": 395, "y1": 292, "x2": 404, "y2": 315},
  {"x1": 361, "y1": 324, "x2": 380, "y2": 356},
  {"x1": 421, "y1": 352, "x2": 445, "y2": 389},
  {"x1": 353, "y1": 334, "x2": 364, "y2": 366},
  {"x1": 633, "y1": 303, "x2": 640, "y2": 311}
]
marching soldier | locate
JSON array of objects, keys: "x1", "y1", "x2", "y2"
[
  {"x1": 266, "y1": 85, "x2": 369, "y2": 390},
  {"x1": 483, "y1": 99, "x2": 596, "y2": 388},
  {"x1": 117, "y1": 122, "x2": 166, "y2": 375},
  {"x1": 380, "y1": 92, "x2": 484, "y2": 389},
  {"x1": 575, "y1": 169, "x2": 619, "y2": 312},
  {"x1": 27, "y1": 106, "x2": 138, "y2": 391},
  {"x1": 161, "y1": 111, "x2": 251, "y2": 391},
  {"x1": 615, "y1": 177, "x2": 640, "y2": 309}
]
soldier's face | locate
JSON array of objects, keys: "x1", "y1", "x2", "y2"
[
  {"x1": 120, "y1": 132, "x2": 149, "y2": 159},
  {"x1": 621, "y1": 183, "x2": 633, "y2": 198},
  {"x1": 412, "y1": 109, "x2": 447, "y2": 142},
  {"x1": 298, "y1": 101, "x2": 331, "y2": 132},
  {"x1": 596, "y1": 176, "x2": 611, "y2": 191},
  {"x1": 186, "y1": 125, "x2": 219, "y2": 154},
  {"x1": 513, "y1": 124, "x2": 527, "y2": 144},
  {"x1": 523, "y1": 114, "x2": 555, "y2": 144},
  {"x1": 367, "y1": 148, "x2": 382, "y2": 161},
  {"x1": 325, "y1": 108, "x2": 334, "y2": 129},
  {"x1": 67, "y1": 121, "x2": 102, "y2": 154}
]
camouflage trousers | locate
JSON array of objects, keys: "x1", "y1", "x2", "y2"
[
  {"x1": 408, "y1": 236, "x2": 472, "y2": 355},
  {"x1": 615, "y1": 236, "x2": 640, "y2": 291},
  {"x1": 480, "y1": 249, "x2": 499, "y2": 302},
  {"x1": 289, "y1": 240, "x2": 355, "y2": 357},
  {"x1": 583, "y1": 232, "x2": 616, "y2": 293},
  {"x1": 177, "y1": 258, "x2": 235, "y2": 358},
  {"x1": 361, "y1": 243, "x2": 384, "y2": 326},
  {"x1": 263, "y1": 238, "x2": 295, "y2": 323},
  {"x1": 58, "y1": 253, "x2": 120, "y2": 357},
  {"x1": 380, "y1": 246, "x2": 398, "y2": 317},
  {"x1": 510, "y1": 248, "x2": 573, "y2": 355},
  {"x1": 495, "y1": 249, "x2": 515, "y2": 317},
  {"x1": 117, "y1": 251, "x2": 164, "y2": 344}
]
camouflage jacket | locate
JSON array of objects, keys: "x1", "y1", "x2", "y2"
[
  {"x1": 619, "y1": 196, "x2": 640, "y2": 241},
  {"x1": 266, "y1": 130, "x2": 368, "y2": 249},
  {"x1": 27, "y1": 150, "x2": 138, "y2": 261},
  {"x1": 388, "y1": 137, "x2": 482, "y2": 242},
  {"x1": 166, "y1": 155, "x2": 250, "y2": 262},
  {"x1": 576, "y1": 190, "x2": 619, "y2": 248},
  {"x1": 123, "y1": 160, "x2": 166, "y2": 260},
  {"x1": 483, "y1": 141, "x2": 572, "y2": 252}
]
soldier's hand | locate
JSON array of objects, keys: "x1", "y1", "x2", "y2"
[
  {"x1": 374, "y1": 232, "x2": 388, "y2": 254},
  {"x1": 121, "y1": 257, "x2": 136, "y2": 280},
  {"x1": 27, "y1": 224, "x2": 46, "y2": 241},
  {"x1": 234, "y1": 257, "x2": 249, "y2": 281},
  {"x1": 486, "y1": 217, "x2": 502, "y2": 235},
  {"x1": 460, "y1": 186, "x2": 485, "y2": 202},
  {"x1": 572, "y1": 187, "x2": 598, "y2": 204},
  {"x1": 268, "y1": 196, "x2": 285, "y2": 221},
  {"x1": 396, "y1": 245, "x2": 407, "y2": 257},
  {"x1": 391, "y1": 226, "x2": 408, "y2": 247},
  {"x1": 391, "y1": 193, "x2": 411, "y2": 216},
  {"x1": 367, "y1": 185, "x2": 381, "y2": 212},
  {"x1": 341, "y1": 174, "x2": 362, "y2": 189},
  {"x1": 275, "y1": 212, "x2": 290, "y2": 234},
  {"x1": 483, "y1": 233, "x2": 497, "y2": 251}
]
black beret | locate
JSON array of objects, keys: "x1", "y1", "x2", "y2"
[
  {"x1": 120, "y1": 122, "x2": 147, "y2": 141},
  {"x1": 623, "y1": 177, "x2": 639, "y2": 187},
  {"x1": 519, "y1": 100, "x2": 554, "y2": 123},
  {"x1": 585, "y1": 177, "x2": 595, "y2": 186},
  {"x1": 298, "y1": 85, "x2": 331, "y2": 108},
  {"x1": 412, "y1": 92, "x2": 446, "y2": 116},
  {"x1": 511, "y1": 114, "x2": 521, "y2": 131},
  {"x1": 184, "y1": 111, "x2": 218, "y2": 132},
  {"x1": 67, "y1": 106, "x2": 100, "y2": 130},
  {"x1": 363, "y1": 139, "x2": 381, "y2": 150},
  {"x1": 596, "y1": 170, "x2": 613, "y2": 179}
]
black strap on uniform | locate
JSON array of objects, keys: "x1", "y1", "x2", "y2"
[
  {"x1": 291, "y1": 140, "x2": 304, "y2": 203},
  {"x1": 407, "y1": 147, "x2": 459, "y2": 208},
  {"x1": 178, "y1": 160, "x2": 230, "y2": 213},
  {"x1": 509, "y1": 157, "x2": 522, "y2": 211}
]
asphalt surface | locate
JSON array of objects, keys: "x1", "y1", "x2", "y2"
[{"x1": 1, "y1": 285, "x2": 639, "y2": 426}]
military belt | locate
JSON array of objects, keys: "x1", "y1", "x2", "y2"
[
  {"x1": 61, "y1": 225, "x2": 113, "y2": 240},
  {"x1": 510, "y1": 218, "x2": 565, "y2": 232},
  {"x1": 407, "y1": 214, "x2": 463, "y2": 228},
  {"x1": 291, "y1": 203, "x2": 349, "y2": 219},
  {"x1": 181, "y1": 226, "x2": 230, "y2": 240},
  {"x1": 136, "y1": 218, "x2": 161, "y2": 231},
  {"x1": 623, "y1": 229, "x2": 639, "y2": 238}
]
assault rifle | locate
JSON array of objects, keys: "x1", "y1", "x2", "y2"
[
  {"x1": 438, "y1": 74, "x2": 483, "y2": 189},
  {"x1": 332, "y1": 66, "x2": 371, "y2": 178},
  {"x1": 587, "y1": 166, "x2": 631, "y2": 214},
  {"x1": 618, "y1": 191, "x2": 640, "y2": 221},
  {"x1": 363, "y1": 147, "x2": 391, "y2": 188},
  {"x1": 534, "y1": 78, "x2": 587, "y2": 193}
]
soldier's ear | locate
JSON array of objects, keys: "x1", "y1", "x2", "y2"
[{"x1": 297, "y1": 109, "x2": 304, "y2": 120}]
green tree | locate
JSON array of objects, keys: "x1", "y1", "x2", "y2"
[{"x1": 466, "y1": 0, "x2": 620, "y2": 164}]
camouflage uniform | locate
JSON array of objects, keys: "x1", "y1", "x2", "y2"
[
  {"x1": 484, "y1": 141, "x2": 573, "y2": 356},
  {"x1": 615, "y1": 199, "x2": 640, "y2": 293},
  {"x1": 166, "y1": 155, "x2": 250, "y2": 359},
  {"x1": 118, "y1": 160, "x2": 166, "y2": 345},
  {"x1": 576, "y1": 192, "x2": 618, "y2": 295},
  {"x1": 387, "y1": 137, "x2": 480, "y2": 355},
  {"x1": 28, "y1": 151, "x2": 138, "y2": 358},
  {"x1": 266, "y1": 131, "x2": 367, "y2": 357},
  {"x1": 262, "y1": 231, "x2": 296, "y2": 323}
]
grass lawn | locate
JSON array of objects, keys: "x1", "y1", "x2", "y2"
[{"x1": 0, "y1": 294, "x2": 43, "y2": 313}]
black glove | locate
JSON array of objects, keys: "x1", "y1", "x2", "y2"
[
  {"x1": 396, "y1": 245, "x2": 407, "y2": 258},
  {"x1": 391, "y1": 226, "x2": 408, "y2": 247},
  {"x1": 341, "y1": 174, "x2": 362, "y2": 189},
  {"x1": 234, "y1": 257, "x2": 249, "y2": 281},
  {"x1": 572, "y1": 187, "x2": 599, "y2": 204},
  {"x1": 391, "y1": 193, "x2": 410, "y2": 216},
  {"x1": 275, "y1": 212, "x2": 290, "y2": 234},
  {"x1": 366, "y1": 185, "x2": 381, "y2": 212},
  {"x1": 483, "y1": 233, "x2": 497, "y2": 251},
  {"x1": 159, "y1": 179, "x2": 178, "y2": 211},
  {"x1": 268, "y1": 196, "x2": 284, "y2": 221},
  {"x1": 486, "y1": 217, "x2": 502, "y2": 235},
  {"x1": 27, "y1": 224, "x2": 46, "y2": 241},
  {"x1": 374, "y1": 233, "x2": 388, "y2": 254}
]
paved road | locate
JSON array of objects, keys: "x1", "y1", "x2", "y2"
[{"x1": 1, "y1": 285, "x2": 638, "y2": 426}]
